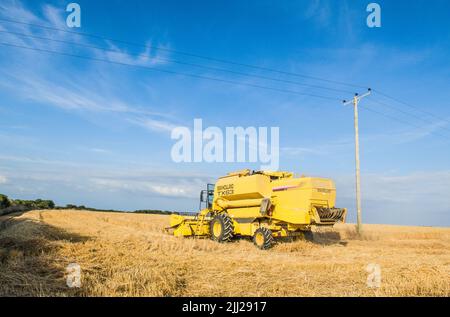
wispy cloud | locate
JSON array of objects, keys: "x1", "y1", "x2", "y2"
[
  {"x1": 8, "y1": 72, "x2": 140, "y2": 114},
  {"x1": 90, "y1": 148, "x2": 111, "y2": 154},
  {"x1": 357, "y1": 117, "x2": 450, "y2": 146},
  {"x1": 0, "y1": 0, "x2": 39, "y2": 24},
  {"x1": 280, "y1": 146, "x2": 325, "y2": 157},
  {"x1": 281, "y1": 136, "x2": 353, "y2": 159},
  {"x1": 337, "y1": 171, "x2": 450, "y2": 204},
  {"x1": 281, "y1": 119, "x2": 449, "y2": 160},
  {"x1": 90, "y1": 177, "x2": 200, "y2": 198},
  {"x1": 0, "y1": 175, "x2": 7, "y2": 184},
  {"x1": 302, "y1": 0, "x2": 332, "y2": 28},
  {"x1": 0, "y1": 153, "x2": 214, "y2": 201},
  {"x1": 128, "y1": 117, "x2": 178, "y2": 134},
  {"x1": 0, "y1": 0, "x2": 179, "y2": 134},
  {"x1": 334, "y1": 170, "x2": 450, "y2": 226},
  {"x1": 99, "y1": 40, "x2": 170, "y2": 67}
]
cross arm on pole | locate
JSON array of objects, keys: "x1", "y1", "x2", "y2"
[{"x1": 343, "y1": 88, "x2": 372, "y2": 106}]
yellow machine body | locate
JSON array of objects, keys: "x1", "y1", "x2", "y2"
[{"x1": 168, "y1": 169, "x2": 347, "y2": 242}]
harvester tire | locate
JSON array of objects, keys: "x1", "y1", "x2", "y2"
[
  {"x1": 303, "y1": 230, "x2": 314, "y2": 242},
  {"x1": 209, "y1": 213, "x2": 234, "y2": 242},
  {"x1": 253, "y1": 227, "x2": 274, "y2": 250}
]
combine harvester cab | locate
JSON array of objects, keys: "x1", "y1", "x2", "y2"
[{"x1": 167, "y1": 169, "x2": 346, "y2": 249}]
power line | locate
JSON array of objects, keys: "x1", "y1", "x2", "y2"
[
  {"x1": 1, "y1": 41, "x2": 448, "y2": 143},
  {"x1": 362, "y1": 104, "x2": 424, "y2": 129},
  {"x1": 373, "y1": 89, "x2": 450, "y2": 125},
  {"x1": 1, "y1": 17, "x2": 448, "y2": 139},
  {"x1": 0, "y1": 41, "x2": 341, "y2": 101},
  {"x1": 2, "y1": 17, "x2": 449, "y2": 126},
  {"x1": 0, "y1": 29, "x2": 355, "y2": 94},
  {"x1": 1, "y1": 40, "x2": 447, "y2": 140},
  {"x1": 368, "y1": 97, "x2": 450, "y2": 134},
  {"x1": 360, "y1": 103, "x2": 450, "y2": 142},
  {"x1": 0, "y1": 17, "x2": 368, "y2": 89}
]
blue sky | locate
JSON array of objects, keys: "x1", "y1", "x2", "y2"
[{"x1": 0, "y1": 0, "x2": 449, "y2": 226}]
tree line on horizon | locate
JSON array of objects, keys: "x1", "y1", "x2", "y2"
[
  {"x1": 0, "y1": 194, "x2": 177, "y2": 216},
  {"x1": 0, "y1": 194, "x2": 55, "y2": 214}
]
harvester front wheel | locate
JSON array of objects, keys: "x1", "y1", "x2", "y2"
[
  {"x1": 303, "y1": 230, "x2": 314, "y2": 242},
  {"x1": 209, "y1": 213, "x2": 234, "y2": 242},
  {"x1": 253, "y1": 227, "x2": 274, "y2": 250}
]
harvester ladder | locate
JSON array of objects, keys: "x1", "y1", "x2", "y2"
[{"x1": 193, "y1": 212, "x2": 207, "y2": 237}]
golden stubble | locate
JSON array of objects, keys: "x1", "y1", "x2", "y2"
[{"x1": 0, "y1": 210, "x2": 449, "y2": 297}]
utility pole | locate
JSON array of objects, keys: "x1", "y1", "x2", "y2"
[{"x1": 343, "y1": 88, "x2": 371, "y2": 235}]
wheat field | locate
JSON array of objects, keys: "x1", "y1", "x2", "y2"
[{"x1": 0, "y1": 209, "x2": 449, "y2": 297}]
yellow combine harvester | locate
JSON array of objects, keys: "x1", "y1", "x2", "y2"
[{"x1": 167, "y1": 169, "x2": 346, "y2": 249}]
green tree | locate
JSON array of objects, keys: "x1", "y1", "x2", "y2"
[{"x1": 0, "y1": 194, "x2": 11, "y2": 209}]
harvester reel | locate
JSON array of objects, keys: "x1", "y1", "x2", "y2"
[
  {"x1": 209, "y1": 213, "x2": 234, "y2": 242},
  {"x1": 253, "y1": 227, "x2": 274, "y2": 250}
]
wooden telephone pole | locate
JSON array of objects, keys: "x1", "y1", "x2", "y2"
[{"x1": 343, "y1": 88, "x2": 371, "y2": 234}]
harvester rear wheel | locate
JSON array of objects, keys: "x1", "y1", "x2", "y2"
[
  {"x1": 209, "y1": 213, "x2": 234, "y2": 242},
  {"x1": 253, "y1": 227, "x2": 274, "y2": 250}
]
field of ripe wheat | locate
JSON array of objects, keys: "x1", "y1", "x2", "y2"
[{"x1": 0, "y1": 209, "x2": 449, "y2": 297}]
